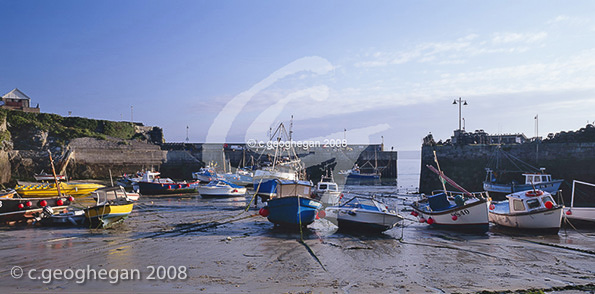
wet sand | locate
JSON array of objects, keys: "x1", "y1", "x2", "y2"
[{"x1": 1, "y1": 187, "x2": 594, "y2": 293}]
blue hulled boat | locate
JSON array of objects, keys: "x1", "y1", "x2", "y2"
[{"x1": 262, "y1": 196, "x2": 322, "y2": 227}]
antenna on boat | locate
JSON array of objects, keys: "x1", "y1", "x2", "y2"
[{"x1": 289, "y1": 115, "x2": 294, "y2": 141}]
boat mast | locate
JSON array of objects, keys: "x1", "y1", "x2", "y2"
[
  {"x1": 48, "y1": 150, "x2": 62, "y2": 196},
  {"x1": 433, "y1": 150, "x2": 448, "y2": 194}
]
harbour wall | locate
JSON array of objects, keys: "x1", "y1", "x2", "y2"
[
  {"x1": 419, "y1": 142, "x2": 595, "y2": 201},
  {"x1": 7, "y1": 139, "x2": 397, "y2": 184}
]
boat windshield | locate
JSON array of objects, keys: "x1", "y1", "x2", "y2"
[
  {"x1": 342, "y1": 197, "x2": 380, "y2": 211},
  {"x1": 526, "y1": 198, "x2": 541, "y2": 209}
]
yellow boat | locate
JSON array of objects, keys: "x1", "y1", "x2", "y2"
[
  {"x1": 15, "y1": 182, "x2": 105, "y2": 197},
  {"x1": 85, "y1": 186, "x2": 134, "y2": 228}
]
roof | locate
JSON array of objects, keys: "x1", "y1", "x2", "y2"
[{"x1": 2, "y1": 88, "x2": 31, "y2": 100}]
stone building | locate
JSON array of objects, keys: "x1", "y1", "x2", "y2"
[{"x1": 1, "y1": 88, "x2": 40, "y2": 113}]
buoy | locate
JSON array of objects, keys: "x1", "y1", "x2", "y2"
[
  {"x1": 18, "y1": 203, "x2": 24, "y2": 209},
  {"x1": 259, "y1": 207, "x2": 270, "y2": 217},
  {"x1": 427, "y1": 217, "x2": 435, "y2": 225},
  {"x1": 39, "y1": 200, "x2": 48, "y2": 207},
  {"x1": 317, "y1": 210, "x2": 326, "y2": 219},
  {"x1": 419, "y1": 217, "x2": 426, "y2": 223},
  {"x1": 68, "y1": 196, "x2": 75, "y2": 202},
  {"x1": 545, "y1": 201, "x2": 554, "y2": 209},
  {"x1": 566, "y1": 210, "x2": 572, "y2": 215},
  {"x1": 411, "y1": 211, "x2": 419, "y2": 217},
  {"x1": 451, "y1": 215, "x2": 458, "y2": 221},
  {"x1": 489, "y1": 203, "x2": 495, "y2": 210},
  {"x1": 56, "y1": 199, "x2": 64, "y2": 206},
  {"x1": 25, "y1": 201, "x2": 32, "y2": 207}
]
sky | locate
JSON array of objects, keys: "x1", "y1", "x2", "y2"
[{"x1": 2, "y1": 1, "x2": 595, "y2": 151}]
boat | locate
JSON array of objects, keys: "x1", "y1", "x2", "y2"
[
  {"x1": 39, "y1": 207, "x2": 86, "y2": 226},
  {"x1": 411, "y1": 191, "x2": 491, "y2": 233},
  {"x1": 312, "y1": 174, "x2": 342, "y2": 207},
  {"x1": 192, "y1": 163, "x2": 222, "y2": 183},
  {"x1": 197, "y1": 180, "x2": 247, "y2": 197},
  {"x1": 488, "y1": 189, "x2": 563, "y2": 232},
  {"x1": 410, "y1": 151, "x2": 490, "y2": 233},
  {"x1": 325, "y1": 196, "x2": 403, "y2": 232},
  {"x1": 338, "y1": 164, "x2": 380, "y2": 179},
  {"x1": 84, "y1": 186, "x2": 135, "y2": 228},
  {"x1": 484, "y1": 168, "x2": 563, "y2": 195},
  {"x1": 260, "y1": 195, "x2": 322, "y2": 227},
  {"x1": 14, "y1": 182, "x2": 105, "y2": 198},
  {"x1": 564, "y1": 180, "x2": 595, "y2": 223},
  {"x1": 220, "y1": 169, "x2": 254, "y2": 187},
  {"x1": 483, "y1": 147, "x2": 563, "y2": 195},
  {"x1": 136, "y1": 170, "x2": 199, "y2": 195},
  {"x1": 34, "y1": 171, "x2": 66, "y2": 181},
  {"x1": 0, "y1": 190, "x2": 74, "y2": 224}
]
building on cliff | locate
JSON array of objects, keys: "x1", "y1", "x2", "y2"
[{"x1": 1, "y1": 88, "x2": 40, "y2": 113}]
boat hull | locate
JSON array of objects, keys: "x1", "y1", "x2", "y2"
[
  {"x1": 483, "y1": 180, "x2": 563, "y2": 194},
  {"x1": 85, "y1": 203, "x2": 134, "y2": 228},
  {"x1": 411, "y1": 198, "x2": 490, "y2": 233},
  {"x1": 15, "y1": 183, "x2": 105, "y2": 197},
  {"x1": 137, "y1": 181, "x2": 198, "y2": 195},
  {"x1": 489, "y1": 204, "x2": 563, "y2": 231},
  {"x1": 563, "y1": 207, "x2": 595, "y2": 223},
  {"x1": 197, "y1": 186, "x2": 247, "y2": 197},
  {"x1": 0, "y1": 196, "x2": 72, "y2": 224},
  {"x1": 326, "y1": 208, "x2": 402, "y2": 232},
  {"x1": 266, "y1": 196, "x2": 322, "y2": 227},
  {"x1": 315, "y1": 191, "x2": 341, "y2": 207}
]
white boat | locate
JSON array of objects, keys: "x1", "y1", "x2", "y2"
[
  {"x1": 325, "y1": 196, "x2": 403, "y2": 232},
  {"x1": 411, "y1": 153, "x2": 490, "y2": 233},
  {"x1": 564, "y1": 180, "x2": 595, "y2": 223},
  {"x1": 312, "y1": 175, "x2": 342, "y2": 207},
  {"x1": 197, "y1": 180, "x2": 247, "y2": 197},
  {"x1": 192, "y1": 165, "x2": 221, "y2": 183},
  {"x1": 221, "y1": 169, "x2": 253, "y2": 187},
  {"x1": 489, "y1": 189, "x2": 563, "y2": 232},
  {"x1": 411, "y1": 191, "x2": 490, "y2": 233}
]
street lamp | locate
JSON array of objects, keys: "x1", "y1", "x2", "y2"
[{"x1": 452, "y1": 97, "x2": 468, "y2": 131}]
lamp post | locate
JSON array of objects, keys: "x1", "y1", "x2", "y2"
[{"x1": 452, "y1": 97, "x2": 468, "y2": 131}]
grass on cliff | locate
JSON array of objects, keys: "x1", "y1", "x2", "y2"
[{"x1": 2, "y1": 109, "x2": 137, "y2": 144}]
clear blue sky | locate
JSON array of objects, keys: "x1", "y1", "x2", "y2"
[{"x1": 2, "y1": 1, "x2": 595, "y2": 150}]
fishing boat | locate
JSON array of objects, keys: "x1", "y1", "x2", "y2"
[
  {"x1": 488, "y1": 189, "x2": 563, "y2": 232},
  {"x1": 136, "y1": 171, "x2": 199, "y2": 195},
  {"x1": 411, "y1": 191, "x2": 490, "y2": 233},
  {"x1": 85, "y1": 186, "x2": 135, "y2": 228},
  {"x1": 197, "y1": 180, "x2": 247, "y2": 197},
  {"x1": 325, "y1": 196, "x2": 403, "y2": 232},
  {"x1": 483, "y1": 147, "x2": 562, "y2": 195},
  {"x1": 34, "y1": 171, "x2": 66, "y2": 181},
  {"x1": 338, "y1": 164, "x2": 380, "y2": 179},
  {"x1": 564, "y1": 180, "x2": 595, "y2": 223},
  {"x1": 192, "y1": 163, "x2": 222, "y2": 183},
  {"x1": 0, "y1": 190, "x2": 74, "y2": 224},
  {"x1": 484, "y1": 168, "x2": 563, "y2": 195},
  {"x1": 410, "y1": 151, "x2": 490, "y2": 233},
  {"x1": 14, "y1": 182, "x2": 105, "y2": 198},
  {"x1": 312, "y1": 174, "x2": 342, "y2": 207}
]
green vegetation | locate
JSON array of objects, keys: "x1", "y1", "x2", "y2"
[{"x1": 1, "y1": 109, "x2": 140, "y2": 145}]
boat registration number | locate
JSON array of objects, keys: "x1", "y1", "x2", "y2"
[{"x1": 452, "y1": 209, "x2": 470, "y2": 217}]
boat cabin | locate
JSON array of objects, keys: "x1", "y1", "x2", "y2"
[
  {"x1": 317, "y1": 181, "x2": 338, "y2": 193},
  {"x1": 522, "y1": 173, "x2": 553, "y2": 185},
  {"x1": 506, "y1": 190, "x2": 557, "y2": 214}
]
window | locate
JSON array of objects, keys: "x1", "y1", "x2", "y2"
[
  {"x1": 513, "y1": 199, "x2": 525, "y2": 211},
  {"x1": 526, "y1": 199, "x2": 540, "y2": 209}
]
